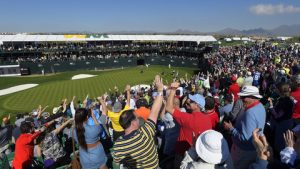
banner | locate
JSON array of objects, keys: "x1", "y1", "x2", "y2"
[{"x1": 64, "y1": 34, "x2": 109, "y2": 39}]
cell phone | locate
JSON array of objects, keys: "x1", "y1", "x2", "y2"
[{"x1": 175, "y1": 89, "x2": 180, "y2": 96}]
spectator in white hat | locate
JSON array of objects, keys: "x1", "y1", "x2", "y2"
[
  {"x1": 180, "y1": 130, "x2": 233, "y2": 169},
  {"x1": 223, "y1": 86, "x2": 266, "y2": 169}
]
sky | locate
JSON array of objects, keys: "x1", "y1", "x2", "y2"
[{"x1": 0, "y1": 0, "x2": 300, "y2": 33}]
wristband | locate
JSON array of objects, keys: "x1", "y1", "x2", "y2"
[{"x1": 157, "y1": 92, "x2": 163, "y2": 96}]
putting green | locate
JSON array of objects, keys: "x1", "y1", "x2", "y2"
[{"x1": 0, "y1": 66, "x2": 196, "y2": 120}]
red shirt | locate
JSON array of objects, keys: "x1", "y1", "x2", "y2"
[
  {"x1": 228, "y1": 82, "x2": 240, "y2": 102},
  {"x1": 292, "y1": 87, "x2": 300, "y2": 119},
  {"x1": 173, "y1": 109, "x2": 212, "y2": 155},
  {"x1": 12, "y1": 131, "x2": 41, "y2": 169},
  {"x1": 206, "y1": 110, "x2": 219, "y2": 129}
]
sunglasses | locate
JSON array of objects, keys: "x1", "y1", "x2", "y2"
[{"x1": 186, "y1": 100, "x2": 196, "y2": 106}]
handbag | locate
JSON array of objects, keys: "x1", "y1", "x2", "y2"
[{"x1": 71, "y1": 129, "x2": 81, "y2": 169}]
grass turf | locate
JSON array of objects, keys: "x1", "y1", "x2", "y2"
[{"x1": 0, "y1": 65, "x2": 196, "y2": 120}]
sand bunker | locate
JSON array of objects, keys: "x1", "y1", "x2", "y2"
[
  {"x1": 0, "y1": 84, "x2": 39, "y2": 96},
  {"x1": 71, "y1": 74, "x2": 97, "y2": 80}
]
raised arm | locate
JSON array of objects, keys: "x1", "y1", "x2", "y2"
[
  {"x1": 83, "y1": 95, "x2": 88, "y2": 108},
  {"x1": 91, "y1": 108, "x2": 100, "y2": 126},
  {"x1": 166, "y1": 82, "x2": 180, "y2": 114},
  {"x1": 53, "y1": 118, "x2": 73, "y2": 135},
  {"x1": 44, "y1": 119, "x2": 56, "y2": 127},
  {"x1": 125, "y1": 84, "x2": 131, "y2": 107},
  {"x1": 62, "y1": 98, "x2": 68, "y2": 112},
  {"x1": 98, "y1": 93, "x2": 108, "y2": 116},
  {"x1": 37, "y1": 105, "x2": 48, "y2": 119},
  {"x1": 148, "y1": 75, "x2": 164, "y2": 124},
  {"x1": 70, "y1": 96, "x2": 76, "y2": 118},
  {"x1": 23, "y1": 131, "x2": 42, "y2": 144},
  {"x1": 160, "y1": 100, "x2": 167, "y2": 120}
]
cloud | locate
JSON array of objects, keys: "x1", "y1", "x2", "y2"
[{"x1": 250, "y1": 4, "x2": 300, "y2": 15}]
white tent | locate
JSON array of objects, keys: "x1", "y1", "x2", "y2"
[
  {"x1": 224, "y1": 38, "x2": 232, "y2": 42},
  {"x1": 241, "y1": 37, "x2": 251, "y2": 41},
  {"x1": 276, "y1": 37, "x2": 291, "y2": 41},
  {"x1": 0, "y1": 34, "x2": 217, "y2": 44},
  {"x1": 232, "y1": 37, "x2": 241, "y2": 41}
]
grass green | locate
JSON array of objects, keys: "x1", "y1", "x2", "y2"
[{"x1": 0, "y1": 65, "x2": 196, "y2": 120}]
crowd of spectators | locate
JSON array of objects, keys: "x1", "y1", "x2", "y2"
[
  {"x1": 0, "y1": 42, "x2": 300, "y2": 169},
  {"x1": 0, "y1": 42, "x2": 203, "y2": 53},
  {"x1": 0, "y1": 42, "x2": 204, "y2": 64}
]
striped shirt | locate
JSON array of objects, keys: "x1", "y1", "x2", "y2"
[{"x1": 113, "y1": 119, "x2": 158, "y2": 169}]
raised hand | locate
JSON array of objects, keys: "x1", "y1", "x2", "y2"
[
  {"x1": 38, "y1": 105, "x2": 42, "y2": 111},
  {"x1": 125, "y1": 84, "x2": 131, "y2": 92},
  {"x1": 83, "y1": 95, "x2": 88, "y2": 107},
  {"x1": 252, "y1": 128, "x2": 272, "y2": 161},
  {"x1": 154, "y1": 75, "x2": 164, "y2": 91},
  {"x1": 62, "y1": 98, "x2": 68, "y2": 111},
  {"x1": 283, "y1": 130, "x2": 294, "y2": 148},
  {"x1": 223, "y1": 121, "x2": 233, "y2": 130},
  {"x1": 170, "y1": 81, "x2": 180, "y2": 89},
  {"x1": 268, "y1": 97, "x2": 273, "y2": 106},
  {"x1": 103, "y1": 92, "x2": 109, "y2": 100}
]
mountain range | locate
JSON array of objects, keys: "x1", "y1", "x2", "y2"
[
  {"x1": 28, "y1": 24, "x2": 300, "y2": 37},
  {"x1": 216, "y1": 24, "x2": 300, "y2": 36},
  {"x1": 104, "y1": 25, "x2": 300, "y2": 36},
  {"x1": 106, "y1": 25, "x2": 300, "y2": 36}
]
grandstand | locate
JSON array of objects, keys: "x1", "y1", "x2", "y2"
[{"x1": 0, "y1": 34, "x2": 217, "y2": 75}]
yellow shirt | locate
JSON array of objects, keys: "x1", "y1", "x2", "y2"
[
  {"x1": 237, "y1": 77, "x2": 244, "y2": 87},
  {"x1": 275, "y1": 57, "x2": 281, "y2": 64},
  {"x1": 107, "y1": 105, "x2": 130, "y2": 132},
  {"x1": 283, "y1": 67, "x2": 290, "y2": 75},
  {"x1": 144, "y1": 95, "x2": 150, "y2": 104}
]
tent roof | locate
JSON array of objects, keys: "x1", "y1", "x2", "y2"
[{"x1": 0, "y1": 34, "x2": 216, "y2": 44}]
